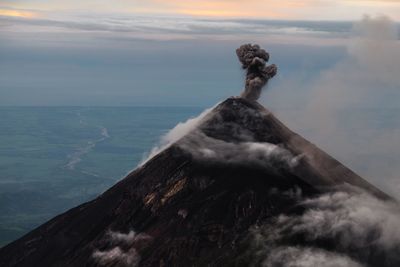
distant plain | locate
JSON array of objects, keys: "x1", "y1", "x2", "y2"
[{"x1": 0, "y1": 106, "x2": 203, "y2": 246}]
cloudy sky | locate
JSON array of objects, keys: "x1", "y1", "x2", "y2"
[
  {"x1": 0, "y1": 1, "x2": 400, "y2": 200},
  {"x1": 1, "y1": 1, "x2": 399, "y2": 106}
]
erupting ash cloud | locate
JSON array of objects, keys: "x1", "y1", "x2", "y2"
[{"x1": 237, "y1": 44, "x2": 277, "y2": 101}]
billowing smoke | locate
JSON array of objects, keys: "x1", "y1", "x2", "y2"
[
  {"x1": 305, "y1": 15, "x2": 400, "y2": 197},
  {"x1": 237, "y1": 44, "x2": 277, "y2": 101},
  {"x1": 92, "y1": 230, "x2": 152, "y2": 267},
  {"x1": 244, "y1": 186, "x2": 400, "y2": 266},
  {"x1": 267, "y1": 15, "x2": 400, "y2": 197}
]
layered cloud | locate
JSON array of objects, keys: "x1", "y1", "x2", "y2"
[
  {"x1": 0, "y1": 12, "x2": 354, "y2": 40},
  {"x1": 2, "y1": 0, "x2": 400, "y2": 20}
]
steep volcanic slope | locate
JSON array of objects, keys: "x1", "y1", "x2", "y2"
[{"x1": 0, "y1": 97, "x2": 396, "y2": 267}]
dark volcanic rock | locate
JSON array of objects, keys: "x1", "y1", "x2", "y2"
[{"x1": 0, "y1": 97, "x2": 395, "y2": 267}]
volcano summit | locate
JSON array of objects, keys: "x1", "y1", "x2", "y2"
[{"x1": 0, "y1": 44, "x2": 398, "y2": 267}]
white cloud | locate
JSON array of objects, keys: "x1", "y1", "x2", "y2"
[
  {"x1": 139, "y1": 105, "x2": 215, "y2": 166},
  {"x1": 293, "y1": 189, "x2": 400, "y2": 249},
  {"x1": 93, "y1": 247, "x2": 141, "y2": 267},
  {"x1": 247, "y1": 186, "x2": 400, "y2": 266},
  {"x1": 0, "y1": 13, "x2": 355, "y2": 42},
  {"x1": 140, "y1": 97, "x2": 301, "y2": 172},
  {"x1": 263, "y1": 246, "x2": 364, "y2": 267},
  {"x1": 92, "y1": 230, "x2": 152, "y2": 267},
  {"x1": 178, "y1": 130, "x2": 301, "y2": 169}
]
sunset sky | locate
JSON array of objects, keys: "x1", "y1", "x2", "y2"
[{"x1": 1, "y1": 0, "x2": 400, "y2": 20}]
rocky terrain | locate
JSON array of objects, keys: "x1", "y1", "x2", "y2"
[{"x1": 0, "y1": 97, "x2": 396, "y2": 267}]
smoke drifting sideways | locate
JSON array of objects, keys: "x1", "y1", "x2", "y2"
[
  {"x1": 267, "y1": 15, "x2": 400, "y2": 198},
  {"x1": 243, "y1": 186, "x2": 400, "y2": 267},
  {"x1": 139, "y1": 105, "x2": 216, "y2": 166},
  {"x1": 237, "y1": 44, "x2": 277, "y2": 101},
  {"x1": 140, "y1": 98, "x2": 300, "y2": 173},
  {"x1": 178, "y1": 127, "x2": 301, "y2": 170}
]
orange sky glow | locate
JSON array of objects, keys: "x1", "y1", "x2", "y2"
[
  {"x1": 1, "y1": 0, "x2": 400, "y2": 20},
  {"x1": 0, "y1": 8, "x2": 36, "y2": 18}
]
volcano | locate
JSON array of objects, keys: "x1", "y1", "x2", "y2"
[{"x1": 0, "y1": 96, "x2": 396, "y2": 267}]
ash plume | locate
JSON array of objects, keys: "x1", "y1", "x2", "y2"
[{"x1": 237, "y1": 44, "x2": 277, "y2": 101}]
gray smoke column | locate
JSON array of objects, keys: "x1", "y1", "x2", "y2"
[{"x1": 236, "y1": 44, "x2": 277, "y2": 101}]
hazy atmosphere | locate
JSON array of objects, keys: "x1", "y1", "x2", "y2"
[
  {"x1": 1, "y1": 2, "x2": 399, "y2": 189},
  {"x1": 1, "y1": 1, "x2": 400, "y2": 265}
]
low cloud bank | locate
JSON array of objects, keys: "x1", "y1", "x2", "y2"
[
  {"x1": 93, "y1": 247, "x2": 140, "y2": 267},
  {"x1": 179, "y1": 131, "x2": 300, "y2": 169},
  {"x1": 245, "y1": 186, "x2": 400, "y2": 266},
  {"x1": 141, "y1": 99, "x2": 301, "y2": 172},
  {"x1": 265, "y1": 247, "x2": 363, "y2": 267},
  {"x1": 92, "y1": 230, "x2": 152, "y2": 267}
]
